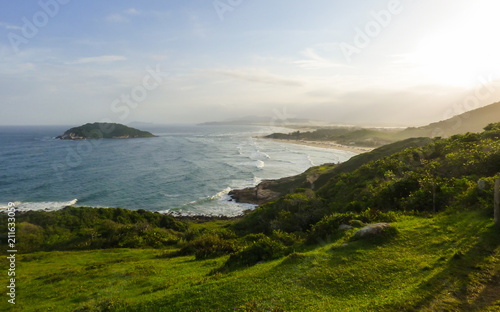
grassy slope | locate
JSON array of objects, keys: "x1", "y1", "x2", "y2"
[
  {"x1": 4, "y1": 211, "x2": 499, "y2": 312},
  {"x1": 312, "y1": 137, "x2": 432, "y2": 189}
]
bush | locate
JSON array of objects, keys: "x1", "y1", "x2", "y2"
[
  {"x1": 0, "y1": 208, "x2": 186, "y2": 252},
  {"x1": 223, "y1": 236, "x2": 289, "y2": 269},
  {"x1": 271, "y1": 230, "x2": 302, "y2": 246},
  {"x1": 18, "y1": 222, "x2": 44, "y2": 252},
  {"x1": 178, "y1": 233, "x2": 239, "y2": 260},
  {"x1": 307, "y1": 209, "x2": 399, "y2": 244},
  {"x1": 307, "y1": 213, "x2": 361, "y2": 244},
  {"x1": 234, "y1": 192, "x2": 328, "y2": 235}
]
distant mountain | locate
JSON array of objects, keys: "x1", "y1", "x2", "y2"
[
  {"x1": 199, "y1": 116, "x2": 317, "y2": 126},
  {"x1": 262, "y1": 101, "x2": 500, "y2": 147},
  {"x1": 56, "y1": 122, "x2": 157, "y2": 140},
  {"x1": 398, "y1": 101, "x2": 500, "y2": 138}
]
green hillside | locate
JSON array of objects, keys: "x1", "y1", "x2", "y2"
[{"x1": 230, "y1": 137, "x2": 432, "y2": 205}]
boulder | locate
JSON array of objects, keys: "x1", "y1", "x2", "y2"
[
  {"x1": 352, "y1": 223, "x2": 393, "y2": 240},
  {"x1": 228, "y1": 182, "x2": 281, "y2": 205},
  {"x1": 338, "y1": 224, "x2": 353, "y2": 231}
]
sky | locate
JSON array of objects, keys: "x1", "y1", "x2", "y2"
[{"x1": 1, "y1": 0, "x2": 500, "y2": 126}]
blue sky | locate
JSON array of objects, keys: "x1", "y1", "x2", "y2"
[{"x1": 1, "y1": 0, "x2": 500, "y2": 126}]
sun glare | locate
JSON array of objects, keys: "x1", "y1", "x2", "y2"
[{"x1": 411, "y1": 0, "x2": 500, "y2": 87}]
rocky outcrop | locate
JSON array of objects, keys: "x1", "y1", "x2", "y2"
[
  {"x1": 229, "y1": 165, "x2": 336, "y2": 205},
  {"x1": 229, "y1": 181, "x2": 282, "y2": 205},
  {"x1": 352, "y1": 223, "x2": 394, "y2": 240},
  {"x1": 338, "y1": 224, "x2": 353, "y2": 231},
  {"x1": 56, "y1": 133, "x2": 85, "y2": 140}
]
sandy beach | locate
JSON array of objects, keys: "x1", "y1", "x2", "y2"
[{"x1": 260, "y1": 137, "x2": 374, "y2": 154}]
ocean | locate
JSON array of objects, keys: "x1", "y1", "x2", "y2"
[{"x1": 0, "y1": 125, "x2": 355, "y2": 216}]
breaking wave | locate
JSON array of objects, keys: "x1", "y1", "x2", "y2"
[{"x1": 0, "y1": 199, "x2": 78, "y2": 212}]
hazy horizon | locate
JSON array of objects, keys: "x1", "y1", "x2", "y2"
[{"x1": 2, "y1": 0, "x2": 500, "y2": 127}]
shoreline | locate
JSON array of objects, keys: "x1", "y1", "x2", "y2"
[
  {"x1": 0, "y1": 205, "x2": 248, "y2": 222},
  {"x1": 259, "y1": 137, "x2": 375, "y2": 154}
]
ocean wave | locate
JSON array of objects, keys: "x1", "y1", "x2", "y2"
[
  {"x1": 0, "y1": 199, "x2": 78, "y2": 211},
  {"x1": 256, "y1": 160, "x2": 265, "y2": 169},
  {"x1": 250, "y1": 151, "x2": 271, "y2": 160},
  {"x1": 161, "y1": 193, "x2": 182, "y2": 198},
  {"x1": 176, "y1": 187, "x2": 233, "y2": 209},
  {"x1": 210, "y1": 187, "x2": 232, "y2": 200},
  {"x1": 307, "y1": 155, "x2": 315, "y2": 166},
  {"x1": 162, "y1": 200, "x2": 256, "y2": 217}
]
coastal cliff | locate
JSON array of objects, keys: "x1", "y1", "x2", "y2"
[
  {"x1": 56, "y1": 122, "x2": 156, "y2": 140},
  {"x1": 229, "y1": 168, "x2": 329, "y2": 205}
]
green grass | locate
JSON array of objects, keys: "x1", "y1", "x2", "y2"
[{"x1": 5, "y1": 210, "x2": 499, "y2": 311}]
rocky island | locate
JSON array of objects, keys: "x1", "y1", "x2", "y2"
[{"x1": 56, "y1": 122, "x2": 157, "y2": 140}]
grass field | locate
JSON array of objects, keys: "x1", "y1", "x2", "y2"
[{"x1": 3, "y1": 210, "x2": 499, "y2": 312}]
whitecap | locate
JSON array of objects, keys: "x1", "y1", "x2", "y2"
[
  {"x1": 210, "y1": 187, "x2": 232, "y2": 200},
  {"x1": 1, "y1": 199, "x2": 78, "y2": 212},
  {"x1": 307, "y1": 155, "x2": 315, "y2": 166},
  {"x1": 253, "y1": 176, "x2": 263, "y2": 185}
]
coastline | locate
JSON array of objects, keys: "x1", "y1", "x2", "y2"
[{"x1": 259, "y1": 137, "x2": 374, "y2": 154}]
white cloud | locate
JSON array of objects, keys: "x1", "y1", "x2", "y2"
[
  {"x1": 207, "y1": 68, "x2": 304, "y2": 87},
  {"x1": 106, "y1": 8, "x2": 140, "y2": 23},
  {"x1": 293, "y1": 48, "x2": 348, "y2": 70},
  {"x1": 106, "y1": 13, "x2": 127, "y2": 23},
  {"x1": 70, "y1": 55, "x2": 127, "y2": 64},
  {"x1": 0, "y1": 21, "x2": 22, "y2": 30},
  {"x1": 125, "y1": 8, "x2": 140, "y2": 15}
]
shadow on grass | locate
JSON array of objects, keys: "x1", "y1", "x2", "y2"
[
  {"x1": 464, "y1": 270, "x2": 500, "y2": 312},
  {"x1": 403, "y1": 224, "x2": 500, "y2": 312}
]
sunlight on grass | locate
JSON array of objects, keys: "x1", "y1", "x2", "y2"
[{"x1": 8, "y1": 210, "x2": 498, "y2": 311}]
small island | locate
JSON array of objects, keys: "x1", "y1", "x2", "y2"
[{"x1": 56, "y1": 122, "x2": 157, "y2": 140}]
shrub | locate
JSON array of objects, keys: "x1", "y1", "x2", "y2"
[
  {"x1": 306, "y1": 213, "x2": 360, "y2": 244},
  {"x1": 233, "y1": 192, "x2": 328, "y2": 235},
  {"x1": 271, "y1": 230, "x2": 302, "y2": 246},
  {"x1": 18, "y1": 222, "x2": 44, "y2": 252},
  {"x1": 177, "y1": 233, "x2": 239, "y2": 259},
  {"x1": 223, "y1": 236, "x2": 289, "y2": 269},
  {"x1": 306, "y1": 209, "x2": 399, "y2": 243}
]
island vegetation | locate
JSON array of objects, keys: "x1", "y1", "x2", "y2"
[
  {"x1": 2, "y1": 123, "x2": 500, "y2": 311},
  {"x1": 56, "y1": 122, "x2": 157, "y2": 140}
]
